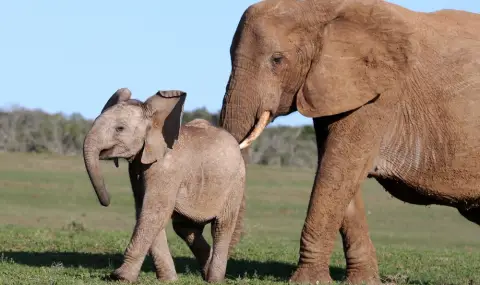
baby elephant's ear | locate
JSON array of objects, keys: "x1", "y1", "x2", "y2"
[
  {"x1": 100, "y1": 88, "x2": 132, "y2": 114},
  {"x1": 141, "y1": 90, "x2": 187, "y2": 164}
]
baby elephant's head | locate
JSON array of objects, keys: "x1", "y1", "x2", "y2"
[{"x1": 83, "y1": 88, "x2": 187, "y2": 207}]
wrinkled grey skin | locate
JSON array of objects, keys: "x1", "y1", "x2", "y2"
[{"x1": 82, "y1": 88, "x2": 246, "y2": 283}]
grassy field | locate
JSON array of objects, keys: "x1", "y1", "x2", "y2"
[{"x1": 0, "y1": 152, "x2": 479, "y2": 285}]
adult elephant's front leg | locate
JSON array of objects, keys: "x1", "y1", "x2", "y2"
[
  {"x1": 340, "y1": 190, "x2": 378, "y2": 283},
  {"x1": 290, "y1": 110, "x2": 383, "y2": 285},
  {"x1": 312, "y1": 118, "x2": 379, "y2": 283}
]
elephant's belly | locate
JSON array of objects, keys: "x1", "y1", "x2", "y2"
[
  {"x1": 173, "y1": 203, "x2": 219, "y2": 224},
  {"x1": 369, "y1": 99, "x2": 480, "y2": 208},
  {"x1": 172, "y1": 208, "x2": 216, "y2": 225},
  {"x1": 372, "y1": 176, "x2": 441, "y2": 206},
  {"x1": 369, "y1": 145, "x2": 480, "y2": 208},
  {"x1": 174, "y1": 183, "x2": 230, "y2": 224}
]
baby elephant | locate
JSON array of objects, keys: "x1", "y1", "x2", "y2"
[{"x1": 82, "y1": 88, "x2": 246, "y2": 283}]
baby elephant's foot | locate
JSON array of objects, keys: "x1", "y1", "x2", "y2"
[
  {"x1": 205, "y1": 266, "x2": 226, "y2": 283},
  {"x1": 200, "y1": 256, "x2": 213, "y2": 281},
  {"x1": 110, "y1": 266, "x2": 139, "y2": 283},
  {"x1": 206, "y1": 275, "x2": 225, "y2": 283}
]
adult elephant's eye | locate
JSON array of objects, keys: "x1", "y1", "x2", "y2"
[
  {"x1": 271, "y1": 53, "x2": 283, "y2": 65},
  {"x1": 115, "y1": 126, "x2": 125, "y2": 132}
]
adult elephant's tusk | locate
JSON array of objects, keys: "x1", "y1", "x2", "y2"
[{"x1": 239, "y1": 111, "x2": 271, "y2": 150}]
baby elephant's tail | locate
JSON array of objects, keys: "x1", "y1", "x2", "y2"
[{"x1": 228, "y1": 193, "x2": 246, "y2": 256}]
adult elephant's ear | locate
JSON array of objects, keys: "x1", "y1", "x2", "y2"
[
  {"x1": 141, "y1": 90, "x2": 187, "y2": 164},
  {"x1": 100, "y1": 88, "x2": 132, "y2": 114},
  {"x1": 297, "y1": 1, "x2": 415, "y2": 117}
]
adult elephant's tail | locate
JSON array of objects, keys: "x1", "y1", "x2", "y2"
[{"x1": 228, "y1": 193, "x2": 246, "y2": 256}]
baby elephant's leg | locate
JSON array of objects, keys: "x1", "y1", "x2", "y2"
[
  {"x1": 206, "y1": 212, "x2": 239, "y2": 282},
  {"x1": 206, "y1": 192, "x2": 243, "y2": 283},
  {"x1": 172, "y1": 215, "x2": 212, "y2": 279},
  {"x1": 149, "y1": 228, "x2": 178, "y2": 281},
  {"x1": 129, "y1": 169, "x2": 176, "y2": 281},
  {"x1": 110, "y1": 177, "x2": 177, "y2": 282}
]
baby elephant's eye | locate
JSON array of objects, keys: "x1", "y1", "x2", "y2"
[{"x1": 115, "y1": 126, "x2": 125, "y2": 132}]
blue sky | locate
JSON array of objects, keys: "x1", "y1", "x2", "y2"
[{"x1": 0, "y1": 1, "x2": 478, "y2": 126}]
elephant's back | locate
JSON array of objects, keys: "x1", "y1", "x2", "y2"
[{"x1": 180, "y1": 121, "x2": 243, "y2": 172}]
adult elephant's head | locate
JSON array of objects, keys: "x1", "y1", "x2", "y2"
[
  {"x1": 219, "y1": 0, "x2": 414, "y2": 148},
  {"x1": 83, "y1": 88, "x2": 186, "y2": 206}
]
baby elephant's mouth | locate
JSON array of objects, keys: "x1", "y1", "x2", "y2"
[
  {"x1": 99, "y1": 147, "x2": 135, "y2": 165},
  {"x1": 99, "y1": 147, "x2": 115, "y2": 160}
]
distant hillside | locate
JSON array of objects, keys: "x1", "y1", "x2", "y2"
[{"x1": 0, "y1": 106, "x2": 317, "y2": 168}]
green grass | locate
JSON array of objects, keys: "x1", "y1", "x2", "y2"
[{"x1": 0, "y1": 152, "x2": 479, "y2": 284}]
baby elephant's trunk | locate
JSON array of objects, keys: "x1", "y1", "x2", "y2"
[{"x1": 83, "y1": 129, "x2": 111, "y2": 207}]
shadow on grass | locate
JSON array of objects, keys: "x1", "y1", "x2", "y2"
[{"x1": 1, "y1": 251, "x2": 346, "y2": 282}]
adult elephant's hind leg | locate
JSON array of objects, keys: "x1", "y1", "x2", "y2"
[{"x1": 340, "y1": 190, "x2": 379, "y2": 284}]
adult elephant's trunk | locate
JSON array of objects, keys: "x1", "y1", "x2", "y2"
[
  {"x1": 219, "y1": 71, "x2": 268, "y2": 159},
  {"x1": 83, "y1": 131, "x2": 110, "y2": 207}
]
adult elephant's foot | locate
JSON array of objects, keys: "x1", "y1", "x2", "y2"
[
  {"x1": 344, "y1": 257, "x2": 380, "y2": 285},
  {"x1": 109, "y1": 266, "x2": 139, "y2": 283},
  {"x1": 345, "y1": 269, "x2": 380, "y2": 285},
  {"x1": 289, "y1": 265, "x2": 333, "y2": 284}
]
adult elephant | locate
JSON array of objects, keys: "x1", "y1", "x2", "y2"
[{"x1": 218, "y1": 0, "x2": 480, "y2": 284}]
